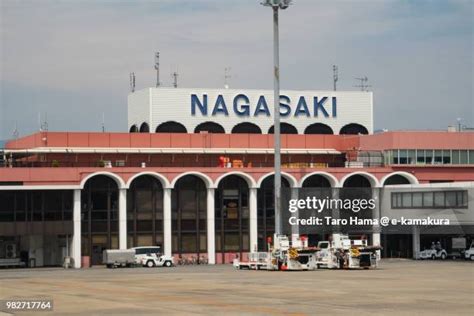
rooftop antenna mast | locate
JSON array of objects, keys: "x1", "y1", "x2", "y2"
[
  {"x1": 155, "y1": 52, "x2": 160, "y2": 87},
  {"x1": 333, "y1": 65, "x2": 338, "y2": 91},
  {"x1": 101, "y1": 112, "x2": 105, "y2": 132},
  {"x1": 224, "y1": 67, "x2": 231, "y2": 89},
  {"x1": 41, "y1": 112, "x2": 49, "y2": 132},
  {"x1": 171, "y1": 67, "x2": 179, "y2": 88},
  {"x1": 12, "y1": 121, "x2": 19, "y2": 139},
  {"x1": 130, "y1": 72, "x2": 136, "y2": 93},
  {"x1": 354, "y1": 76, "x2": 371, "y2": 91}
]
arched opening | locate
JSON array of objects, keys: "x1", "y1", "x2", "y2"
[
  {"x1": 127, "y1": 175, "x2": 164, "y2": 248},
  {"x1": 302, "y1": 175, "x2": 331, "y2": 188},
  {"x1": 194, "y1": 122, "x2": 225, "y2": 134},
  {"x1": 340, "y1": 174, "x2": 373, "y2": 240},
  {"x1": 231, "y1": 122, "x2": 262, "y2": 134},
  {"x1": 129, "y1": 125, "x2": 138, "y2": 133},
  {"x1": 268, "y1": 123, "x2": 298, "y2": 134},
  {"x1": 301, "y1": 175, "x2": 332, "y2": 245},
  {"x1": 215, "y1": 175, "x2": 250, "y2": 263},
  {"x1": 139, "y1": 122, "x2": 150, "y2": 133},
  {"x1": 382, "y1": 173, "x2": 414, "y2": 258},
  {"x1": 155, "y1": 121, "x2": 187, "y2": 133},
  {"x1": 172, "y1": 175, "x2": 207, "y2": 259},
  {"x1": 81, "y1": 175, "x2": 119, "y2": 266},
  {"x1": 383, "y1": 174, "x2": 411, "y2": 186},
  {"x1": 339, "y1": 123, "x2": 368, "y2": 135},
  {"x1": 257, "y1": 176, "x2": 290, "y2": 251},
  {"x1": 304, "y1": 123, "x2": 334, "y2": 135}
]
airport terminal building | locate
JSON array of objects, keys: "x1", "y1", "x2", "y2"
[{"x1": 1, "y1": 87, "x2": 473, "y2": 267}]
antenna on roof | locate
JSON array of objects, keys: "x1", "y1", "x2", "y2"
[
  {"x1": 155, "y1": 52, "x2": 160, "y2": 87},
  {"x1": 101, "y1": 112, "x2": 106, "y2": 132},
  {"x1": 130, "y1": 72, "x2": 136, "y2": 93},
  {"x1": 354, "y1": 76, "x2": 371, "y2": 91},
  {"x1": 40, "y1": 113, "x2": 49, "y2": 132},
  {"x1": 171, "y1": 67, "x2": 179, "y2": 88},
  {"x1": 333, "y1": 65, "x2": 338, "y2": 91},
  {"x1": 224, "y1": 67, "x2": 231, "y2": 89},
  {"x1": 12, "y1": 121, "x2": 19, "y2": 139}
]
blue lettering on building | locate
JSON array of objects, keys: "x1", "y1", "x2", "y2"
[
  {"x1": 212, "y1": 95, "x2": 229, "y2": 116},
  {"x1": 294, "y1": 96, "x2": 310, "y2": 117},
  {"x1": 233, "y1": 94, "x2": 250, "y2": 116},
  {"x1": 279, "y1": 95, "x2": 291, "y2": 117},
  {"x1": 254, "y1": 95, "x2": 270, "y2": 116},
  {"x1": 313, "y1": 97, "x2": 329, "y2": 118},
  {"x1": 191, "y1": 94, "x2": 337, "y2": 118},
  {"x1": 191, "y1": 94, "x2": 207, "y2": 116}
]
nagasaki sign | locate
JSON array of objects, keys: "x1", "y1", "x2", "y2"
[{"x1": 191, "y1": 94, "x2": 337, "y2": 118}]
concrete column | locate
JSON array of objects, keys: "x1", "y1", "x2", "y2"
[
  {"x1": 118, "y1": 188, "x2": 127, "y2": 250},
  {"x1": 207, "y1": 188, "x2": 216, "y2": 264},
  {"x1": 372, "y1": 188, "x2": 381, "y2": 260},
  {"x1": 72, "y1": 189, "x2": 81, "y2": 268},
  {"x1": 249, "y1": 187, "x2": 258, "y2": 253},
  {"x1": 163, "y1": 188, "x2": 172, "y2": 257},
  {"x1": 290, "y1": 187, "x2": 299, "y2": 237},
  {"x1": 412, "y1": 225, "x2": 420, "y2": 259},
  {"x1": 331, "y1": 187, "x2": 341, "y2": 247}
]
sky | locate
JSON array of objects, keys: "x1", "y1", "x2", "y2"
[{"x1": 0, "y1": 0, "x2": 473, "y2": 140}]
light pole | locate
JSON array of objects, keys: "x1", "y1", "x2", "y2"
[{"x1": 261, "y1": 0, "x2": 292, "y2": 236}]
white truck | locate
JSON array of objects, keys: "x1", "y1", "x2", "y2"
[
  {"x1": 315, "y1": 234, "x2": 380, "y2": 269},
  {"x1": 463, "y1": 241, "x2": 474, "y2": 260},
  {"x1": 141, "y1": 253, "x2": 174, "y2": 267}
]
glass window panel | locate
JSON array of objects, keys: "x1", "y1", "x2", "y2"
[
  {"x1": 452, "y1": 150, "x2": 460, "y2": 164},
  {"x1": 442, "y1": 150, "x2": 451, "y2": 164},
  {"x1": 412, "y1": 193, "x2": 423, "y2": 208},
  {"x1": 423, "y1": 192, "x2": 434, "y2": 208},
  {"x1": 181, "y1": 234, "x2": 197, "y2": 253},
  {"x1": 392, "y1": 150, "x2": 398, "y2": 164},
  {"x1": 416, "y1": 150, "x2": 425, "y2": 164},
  {"x1": 445, "y1": 191, "x2": 457, "y2": 207},
  {"x1": 425, "y1": 150, "x2": 433, "y2": 164},
  {"x1": 136, "y1": 234, "x2": 153, "y2": 247},
  {"x1": 408, "y1": 150, "x2": 416, "y2": 164},
  {"x1": 402, "y1": 193, "x2": 411, "y2": 208},
  {"x1": 434, "y1": 192, "x2": 445, "y2": 207},
  {"x1": 462, "y1": 191, "x2": 468, "y2": 207},
  {"x1": 460, "y1": 150, "x2": 468, "y2": 164},
  {"x1": 399, "y1": 150, "x2": 408, "y2": 164},
  {"x1": 469, "y1": 150, "x2": 474, "y2": 164},
  {"x1": 434, "y1": 150, "x2": 443, "y2": 164},
  {"x1": 224, "y1": 233, "x2": 240, "y2": 251}
]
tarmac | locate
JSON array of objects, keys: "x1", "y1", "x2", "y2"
[{"x1": 0, "y1": 259, "x2": 473, "y2": 315}]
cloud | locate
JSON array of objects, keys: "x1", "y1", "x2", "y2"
[{"x1": 0, "y1": 0, "x2": 472, "y2": 139}]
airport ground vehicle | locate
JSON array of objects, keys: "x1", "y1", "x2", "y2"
[
  {"x1": 141, "y1": 253, "x2": 174, "y2": 267},
  {"x1": 103, "y1": 249, "x2": 136, "y2": 268},
  {"x1": 315, "y1": 234, "x2": 380, "y2": 269},
  {"x1": 234, "y1": 234, "x2": 319, "y2": 271},
  {"x1": 418, "y1": 248, "x2": 447, "y2": 260},
  {"x1": 131, "y1": 246, "x2": 162, "y2": 265},
  {"x1": 463, "y1": 241, "x2": 474, "y2": 260}
]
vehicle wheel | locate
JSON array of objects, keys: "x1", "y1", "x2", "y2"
[
  {"x1": 431, "y1": 255, "x2": 436, "y2": 260},
  {"x1": 441, "y1": 253, "x2": 446, "y2": 260},
  {"x1": 317, "y1": 264, "x2": 321, "y2": 269},
  {"x1": 146, "y1": 260, "x2": 155, "y2": 268},
  {"x1": 470, "y1": 255, "x2": 474, "y2": 261},
  {"x1": 164, "y1": 261, "x2": 172, "y2": 267}
]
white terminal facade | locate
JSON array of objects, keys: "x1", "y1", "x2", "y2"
[{"x1": 128, "y1": 88, "x2": 373, "y2": 135}]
